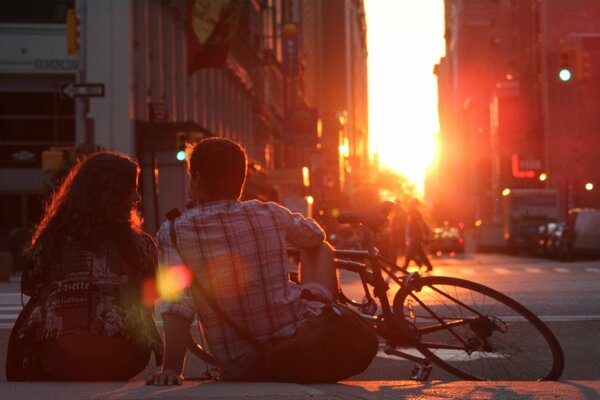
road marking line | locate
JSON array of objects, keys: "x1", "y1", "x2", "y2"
[
  {"x1": 0, "y1": 314, "x2": 20, "y2": 319},
  {"x1": 0, "y1": 306, "x2": 22, "y2": 311},
  {"x1": 493, "y1": 268, "x2": 512, "y2": 274},
  {"x1": 538, "y1": 315, "x2": 600, "y2": 321},
  {"x1": 503, "y1": 315, "x2": 600, "y2": 322},
  {"x1": 585, "y1": 267, "x2": 600, "y2": 273},
  {"x1": 459, "y1": 268, "x2": 476, "y2": 275},
  {"x1": 554, "y1": 268, "x2": 570, "y2": 273},
  {"x1": 377, "y1": 348, "x2": 504, "y2": 362},
  {"x1": 525, "y1": 267, "x2": 543, "y2": 274}
]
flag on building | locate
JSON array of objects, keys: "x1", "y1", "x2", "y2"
[{"x1": 187, "y1": 0, "x2": 242, "y2": 75}]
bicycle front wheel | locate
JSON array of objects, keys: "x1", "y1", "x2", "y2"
[{"x1": 393, "y1": 276, "x2": 564, "y2": 381}]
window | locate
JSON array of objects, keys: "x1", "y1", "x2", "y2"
[
  {"x1": 0, "y1": 0, "x2": 74, "y2": 24},
  {"x1": 0, "y1": 89, "x2": 75, "y2": 168}
]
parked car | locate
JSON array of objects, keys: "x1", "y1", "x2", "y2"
[
  {"x1": 563, "y1": 208, "x2": 600, "y2": 260},
  {"x1": 430, "y1": 226, "x2": 465, "y2": 255}
]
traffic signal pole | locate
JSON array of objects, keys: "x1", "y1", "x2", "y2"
[
  {"x1": 540, "y1": 0, "x2": 551, "y2": 190},
  {"x1": 74, "y1": 0, "x2": 90, "y2": 146}
]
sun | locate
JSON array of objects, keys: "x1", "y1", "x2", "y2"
[
  {"x1": 365, "y1": 0, "x2": 445, "y2": 193},
  {"x1": 373, "y1": 127, "x2": 437, "y2": 187}
]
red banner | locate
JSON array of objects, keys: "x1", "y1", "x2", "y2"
[{"x1": 187, "y1": 0, "x2": 242, "y2": 75}]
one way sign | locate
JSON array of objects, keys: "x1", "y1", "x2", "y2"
[{"x1": 60, "y1": 83, "x2": 105, "y2": 99}]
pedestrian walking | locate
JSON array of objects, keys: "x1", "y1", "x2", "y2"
[{"x1": 402, "y1": 198, "x2": 433, "y2": 272}]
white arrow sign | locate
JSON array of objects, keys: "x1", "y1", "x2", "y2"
[{"x1": 59, "y1": 83, "x2": 105, "y2": 99}]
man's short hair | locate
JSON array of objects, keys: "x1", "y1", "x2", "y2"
[{"x1": 188, "y1": 137, "x2": 248, "y2": 200}]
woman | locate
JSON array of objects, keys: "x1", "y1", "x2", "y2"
[{"x1": 9, "y1": 151, "x2": 161, "y2": 381}]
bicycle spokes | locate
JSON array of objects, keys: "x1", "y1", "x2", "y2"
[{"x1": 393, "y1": 277, "x2": 564, "y2": 381}]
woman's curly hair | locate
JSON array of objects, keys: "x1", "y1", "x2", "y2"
[{"x1": 32, "y1": 151, "x2": 142, "y2": 256}]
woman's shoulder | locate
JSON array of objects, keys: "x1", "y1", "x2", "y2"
[{"x1": 129, "y1": 231, "x2": 156, "y2": 254}]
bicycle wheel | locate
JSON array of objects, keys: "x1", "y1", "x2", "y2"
[{"x1": 392, "y1": 276, "x2": 564, "y2": 381}]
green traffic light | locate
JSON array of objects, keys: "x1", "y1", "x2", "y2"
[
  {"x1": 176, "y1": 150, "x2": 186, "y2": 161},
  {"x1": 558, "y1": 68, "x2": 572, "y2": 82}
]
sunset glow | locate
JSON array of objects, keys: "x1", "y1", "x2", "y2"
[{"x1": 365, "y1": 0, "x2": 445, "y2": 193}]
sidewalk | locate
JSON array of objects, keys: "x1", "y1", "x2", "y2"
[{"x1": 1, "y1": 380, "x2": 599, "y2": 400}]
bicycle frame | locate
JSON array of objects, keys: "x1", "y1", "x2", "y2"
[{"x1": 334, "y1": 226, "x2": 493, "y2": 363}]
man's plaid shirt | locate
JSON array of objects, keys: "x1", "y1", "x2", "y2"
[{"x1": 157, "y1": 199, "x2": 327, "y2": 379}]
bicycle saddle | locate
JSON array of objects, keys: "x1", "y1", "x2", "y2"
[{"x1": 337, "y1": 201, "x2": 396, "y2": 231}]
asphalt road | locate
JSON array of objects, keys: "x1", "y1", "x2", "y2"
[{"x1": 1, "y1": 252, "x2": 599, "y2": 382}]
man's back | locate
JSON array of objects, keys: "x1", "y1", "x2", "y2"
[{"x1": 157, "y1": 199, "x2": 326, "y2": 379}]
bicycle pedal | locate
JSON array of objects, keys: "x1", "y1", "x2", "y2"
[{"x1": 410, "y1": 362, "x2": 432, "y2": 381}]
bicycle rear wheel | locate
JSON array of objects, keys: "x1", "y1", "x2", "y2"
[{"x1": 393, "y1": 276, "x2": 564, "y2": 381}]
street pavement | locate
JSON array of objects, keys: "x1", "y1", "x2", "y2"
[
  {"x1": 1, "y1": 254, "x2": 600, "y2": 398},
  {"x1": 1, "y1": 380, "x2": 600, "y2": 400}
]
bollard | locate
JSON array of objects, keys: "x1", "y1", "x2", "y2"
[{"x1": 0, "y1": 251, "x2": 13, "y2": 282}]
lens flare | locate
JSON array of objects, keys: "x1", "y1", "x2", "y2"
[
  {"x1": 157, "y1": 264, "x2": 193, "y2": 301},
  {"x1": 141, "y1": 276, "x2": 159, "y2": 308}
]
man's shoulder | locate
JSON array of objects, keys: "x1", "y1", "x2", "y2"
[{"x1": 240, "y1": 199, "x2": 293, "y2": 216}]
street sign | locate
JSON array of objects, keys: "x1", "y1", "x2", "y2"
[
  {"x1": 59, "y1": 83, "x2": 105, "y2": 99},
  {"x1": 149, "y1": 102, "x2": 169, "y2": 122}
]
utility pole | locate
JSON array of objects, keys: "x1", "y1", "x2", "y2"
[{"x1": 74, "y1": 0, "x2": 89, "y2": 146}]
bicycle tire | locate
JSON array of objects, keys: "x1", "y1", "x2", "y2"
[{"x1": 392, "y1": 276, "x2": 564, "y2": 381}]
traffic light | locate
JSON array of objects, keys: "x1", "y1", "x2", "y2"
[
  {"x1": 576, "y1": 50, "x2": 592, "y2": 81},
  {"x1": 66, "y1": 9, "x2": 80, "y2": 55},
  {"x1": 558, "y1": 48, "x2": 574, "y2": 82},
  {"x1": 41, "y1": 147, "x2": 75, "y2": 172},
  {"x1": 175, "y1": 131, "x2": 190, "y2": 161}
]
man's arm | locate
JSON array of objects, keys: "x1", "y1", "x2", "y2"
[
  {"x1": 147, "y1": 221, "x2": 196, "y2": 386},
  {"x1": 147, "y1": 313, "x2": 189, "y2": 385},
  {"x1": 268, "y1": 202, "x2": 326, "y2": 248}
]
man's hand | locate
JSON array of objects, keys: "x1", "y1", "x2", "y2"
[
  {"x1": 146, "y1": 313, "x2": 190, "y2": 386},
  {"x1": 146, "y1": 368, "x2": 183, "y2": 386}
]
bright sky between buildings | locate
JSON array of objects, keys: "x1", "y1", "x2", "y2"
[{"x1": 365, "y1": 0, "x2": 446, "y2": 194}]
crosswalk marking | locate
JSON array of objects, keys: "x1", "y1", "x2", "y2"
[
  {"x1": 0, "y1": 293, "x2": 24, "y2": 329},
  {"x1": 585, "y1": 267, "x2": 600, "y2": 273},
  {"x1": 555, "y1": 267, "x2": 571, "y2": 273},
  {"x1": 525, "y1": 267, "x2": 543, "y2": 274},
  {"x1": 492, "y1": 268, "x2": 512, "y2": 274}
]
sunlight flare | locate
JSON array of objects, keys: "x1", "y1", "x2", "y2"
[{"x1": 365, "y1": 0, "x2": 445, "y2": 192}]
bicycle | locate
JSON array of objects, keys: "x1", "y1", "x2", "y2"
[
  {"x1": 328, "y1": 201, "x2": 564, "y2": 381},
  {"x1": 187, "y1": 202, "x2": 564, "y2": 381}
]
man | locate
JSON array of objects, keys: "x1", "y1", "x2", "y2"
[
  {"x1": 402, "y1": 198, "x2": 433, "y2": 272},
  {"x1": 148, "y1": 137, "x2": 340, "y2": 385}
]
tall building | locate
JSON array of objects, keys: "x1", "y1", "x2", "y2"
[
  {"x1": 539, "y1": 0, "x2": 600, "y2": 210},
  {"x1": 434, "y1": 0, "x2": 600, "y2": 248},
  {"x1": 0, "y1": 0, "x2": 287, "y2": 240},
  {"x1": 300, "y1": 0, "x2": 369, "y2": 213},
  {"x1": 434, "y1": 0, "x2": 539, "y2": 226},
  {"x1": 0, "y1": 0, "x2": 370, "y2": 255}
]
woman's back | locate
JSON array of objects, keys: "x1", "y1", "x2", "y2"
[
  {"x1": 20, "y1": 234, "x2": 160, "y2": 380},
  {"x1": 7, "y1": 151, "x2": 161, "y2": 381}
]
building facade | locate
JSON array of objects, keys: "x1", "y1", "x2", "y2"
[
  {"x1": 433, "y1": 0, "x2": 600, "y2": 247},
  {"x1": 0, "y1": 0, "x2": 370, "y2": 252}
]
